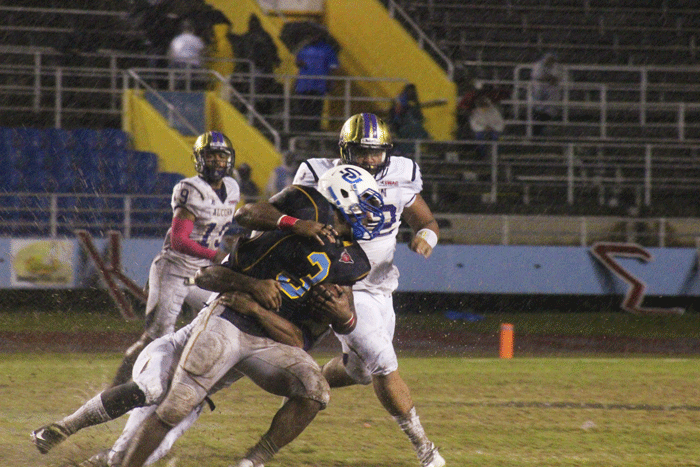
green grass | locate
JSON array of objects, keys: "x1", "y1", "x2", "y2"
[
  {"x1": 397, "y1": 311, "x2": 700, "y2": 339},
  {"x1": 4, "y1": 353, "x2": 700, "y2": 467},
  {"x1": 2, "y1": 309, "x2": 700, "y2": 339}
]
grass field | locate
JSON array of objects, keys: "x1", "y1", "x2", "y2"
[
  {"x1": 3, "y1": 308, "x2": 700, "y2": 339},
  {"x1": 4, "y1": 352, "x2": 700, "y2": 467},
  {"x1": 3, "y1": 299, "x2": 700, "y2": 466}
]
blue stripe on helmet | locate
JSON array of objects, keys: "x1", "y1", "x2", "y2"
[
  {"x1": 211, "y1": 131, "x2": 222, "y2": 144},
  {"x1": 362, "y1": 113, "x2": 371, "y2": 139},
  {"x1": 362, "y1": 113, "x2": 378, "y2": 139},
  {"x1": 367, "y1": 113, "x2": 378, "y2": 138}
]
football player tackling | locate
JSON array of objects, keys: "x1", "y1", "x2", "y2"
[
  {"x1": 32, "y1": 166, "x2": 385, "y2": 467},
  {"x1": 291, "y1": 113, "x2": 444, "y2": 467}
]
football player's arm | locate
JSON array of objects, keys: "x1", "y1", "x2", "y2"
[
  {"x1": 171, "y1": 207, "x2": 227, "y2": 264},
  {"x1": 310, "y1": 284, "x2": 357, "y2": 335},
  {"x1": 234, "y1": 201, "x2": 336, "y2": 245},
  {"x1": 195, "y1": 265, "x2": 282, "y2": 311},
  {"x1": 218, "y1": 293, "x2": 303, "y2": 348},
  {"x1": 402, "y1": 194, "x2": 439, "y2": 259}
]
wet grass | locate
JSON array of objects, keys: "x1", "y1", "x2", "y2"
[
  {"x1": 5, "y1": 353, "x2": 700, "y2": 467},
  {"x1": 2, "y1": 308, "x2": 699, "y2": 340},
  {"x1": 398, "y1": 310, "x2": 700, "y2": 339}
]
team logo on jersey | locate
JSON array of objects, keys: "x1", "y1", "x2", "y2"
[{"x1": 339, "y1": 249, "x2": 354, "y2": 264}]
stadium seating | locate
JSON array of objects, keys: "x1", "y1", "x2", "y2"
[
  {"x1": 401, "y1": 0, "x2": 700, "y2": 67},
  {"x1": 0, "y1": 127, "x2": 181, "y2": 237}
]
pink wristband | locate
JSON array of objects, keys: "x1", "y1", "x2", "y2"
[{"x1": 277, "y1": 215, "x2": 299, "y2": 230}]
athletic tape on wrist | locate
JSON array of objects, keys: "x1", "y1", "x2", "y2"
[
  {"x1": 277, "y1": 215, "x2": 299, "y2": 230},
  {"x1": 415, "y1": 228, "x2": 438, "y2": 248}
]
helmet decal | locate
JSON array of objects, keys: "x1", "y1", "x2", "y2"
[{"x1": 318, "y1": 165, "x2": 385, "y2": 241}]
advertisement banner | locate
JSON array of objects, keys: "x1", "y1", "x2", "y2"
[{"x1": 10, "y1": 239, "x2": 75, "y2": 288}]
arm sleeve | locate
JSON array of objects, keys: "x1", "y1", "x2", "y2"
[{"x1": 171, "y1": 217, "x2": 218, "y2": 261}]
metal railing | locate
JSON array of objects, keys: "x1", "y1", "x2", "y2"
[
  {"x1": 384, "y1": 0, "x2": 455, "y2": 79},
  {"x1": 210, "y1": 70, "x2": 282, "y2": 152},
  {"x1": 466, "y1": 74, "x2": 700, "y2": 141},
  {"x1": 9, "y1": 47, "x2": 700, "y2": 142},
  {"x1": 512, "y1": 63, "x2": 700, "y2": 116},
  {"x1": 0, "y1": 193, "x2": 171, "y2": 239},
  {"x1": 123, "y1": 69, "x2": 201, "y2": 137},
  {"x1": 0, "y1": 47, "x2": 408, "y2": 136},
  {"x1": 289, "y1": 135, "x2": 700, "y2": 211},
  {"x1": 2, "y1": 191, "x2": 697, "y2": 247},
  {"x1": 220, "y1": 70, "x2": 408, "y2": 134}
]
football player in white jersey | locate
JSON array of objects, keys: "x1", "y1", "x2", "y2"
[
  {"x1": 111, "y1": 130, "x2": 240, "y2": 387},
  {"x1": 291, "y1": 113, "x2": 444, "y2": 467}
]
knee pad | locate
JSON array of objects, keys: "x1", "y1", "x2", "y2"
[
  {"x1": 341, "y1": 353, "x2": 373, "y2": 385},
  {"x1": 155, "y1": 379, "x2": 206, "y2": 427},
  {"x1": 343, "y1": 347, "x2": 398, "y2": 384},
  {"x1": 370, "y1": 347, "x2": 399, "y2": 377},
  {"x1": 133, "y1": 332, "x2": 186, "y2": 404},
  {"x1": 287, "y1": 362, "x2": 331, "y2": 409},
  {"x1": 181, "y1": 329, "x2": 225, "y2": 376}
]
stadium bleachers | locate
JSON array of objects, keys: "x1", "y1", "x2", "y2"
[
  {"x1": 2, "y1": 2, "x2": 700, "y2": 242},
  {"x1": 399, "y1": 0, "x2": 700, "y2": 66},
  {"x1": 0, "y1": 1, "x2": 140, "y2": 52},
  {"x1": 0, "y1": 127, "x2": 174, "y2": 237}
]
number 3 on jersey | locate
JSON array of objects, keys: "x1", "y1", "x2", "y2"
[{"x1": 277, "y1": 252, "x2": 331, "y2": 299}]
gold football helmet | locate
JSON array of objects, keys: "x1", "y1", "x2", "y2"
[
  {"x1": 338, "y1": 113, "x2": 393, "y2": 176},
  {"x1": 192, "y1": 131, "x2": 235, "y2": 182}
]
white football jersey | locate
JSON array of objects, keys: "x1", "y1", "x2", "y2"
[
  {"x1": 161, "y1": 175, "x2": 240, "y2": 271},
  {"x1": 293, "y1": 157, "x2": 422, "y2": 293}
]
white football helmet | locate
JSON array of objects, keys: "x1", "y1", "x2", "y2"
[{"x1": 317, "y1": 165, "x2": 385, "y2": 240}]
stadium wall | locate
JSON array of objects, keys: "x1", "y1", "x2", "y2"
[{"x1": 1, "y1": 237, "x2": 697, "y2": 298}]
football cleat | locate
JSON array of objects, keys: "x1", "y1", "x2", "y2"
[
  {"x1": 418, "y1": 442, "x2": 445, "y2": 467},
  {"x1": 31, "y1": 423, "x2": 70, "y2": 454}
]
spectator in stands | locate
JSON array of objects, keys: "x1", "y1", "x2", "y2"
[
  {"x1": 293, "y1": 33, "x2": 339, "y2": 132},
  {"x1": 469, "y1": 92, "x2": 505, "y2": 161},
  {"x1": 227, "y1": 14, "x2": 283, "y2": 115},
  {"x1": 388, "y1": 83, "x2": 430, "y2": 154},
  {"x1": 456, "y1": 80, "x2": 509, "y2": 140},
  {"x1": 264, "y1": 151, "x2": 298, "y2": 198},
  {"x1": 455, "y1": 80, "x2": 479, "y2": 140},
  {"x1": 167, "y1": 19, "x2": 207, "y2": 90},
  {"x1": 235, "y1": 163, "x2": 260, "y2": 202},
  {"x1": 531, "y1": 53, "x2": 563, "y2": 137}
]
